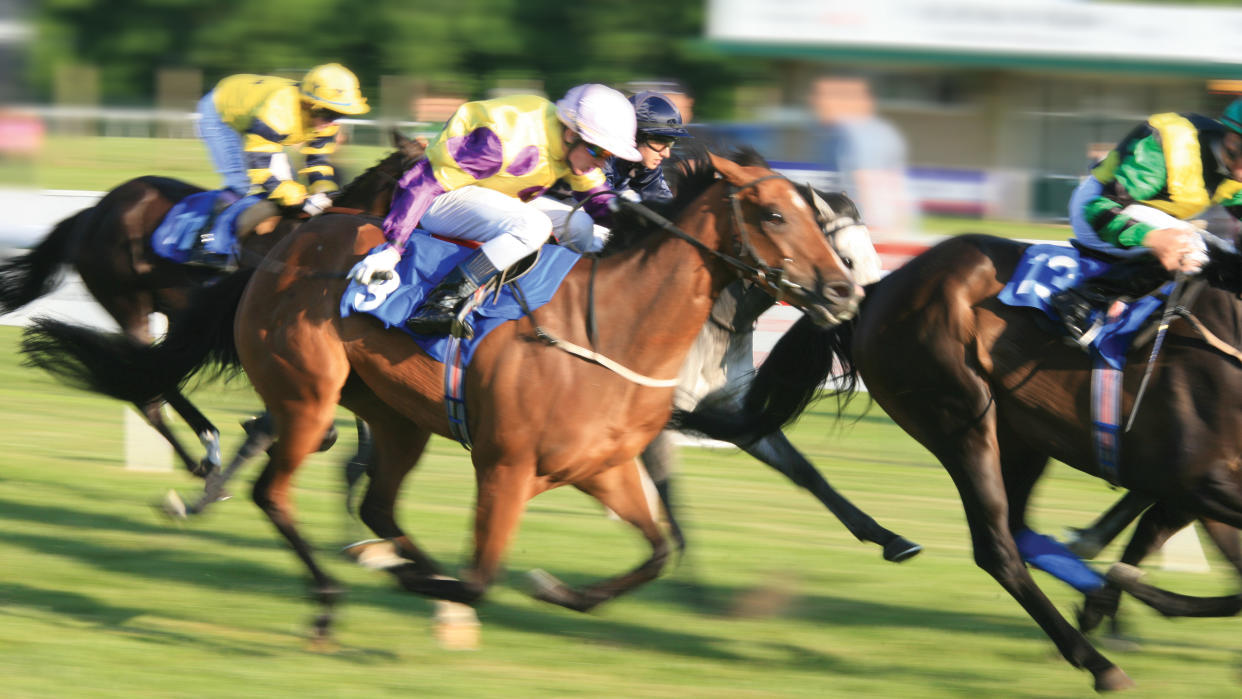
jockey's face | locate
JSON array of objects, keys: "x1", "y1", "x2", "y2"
[
  {"x1": 1225, "y1": 132, "x2": 1242, "y2": 180},
  {"x1": 637, "y1": 136, "x2": 675, "y2": 170},
  {"x1": 564, "y1": 130, "x2": 609, "y2": 175}
]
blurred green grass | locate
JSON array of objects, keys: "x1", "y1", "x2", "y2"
[
  {"x1": 3, "y1": 135, "x2": 1070, "y2": 242},
  {"x1": 0, "y1": 324, "x2": 1238, "y2": 697}
]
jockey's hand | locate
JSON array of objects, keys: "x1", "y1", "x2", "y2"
[
  {"x1": 302, "y1": 192, "x2": 333, "y2": 217},
  {"x1": 1144, "y1": 226, "x2": 1208, "y2": 274},
  {"x1": 349, "y1": 246, "x2": 401, "y2": 285}
]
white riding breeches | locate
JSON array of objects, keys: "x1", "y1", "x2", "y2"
[
  {"x1": 419, "y1": 187, "x2": 610, "y2": 270},
  {"x1": 420, "y1": 186, "x2": 553, "y2": 270}
]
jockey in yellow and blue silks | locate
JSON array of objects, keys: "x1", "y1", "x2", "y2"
[
  {"x1": 350, "y1": 83, "x2": 641, "y2": 338},
  {"x1": 196, "y1": 63, "x2": 369, "y2": 220},
  {"x1": 1049, "y1": 100, "x2": 1242, "y2": 346}
]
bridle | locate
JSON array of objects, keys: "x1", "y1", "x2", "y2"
[{"x1": 618, "y1": 173, "x2": 827, "y2": 302}]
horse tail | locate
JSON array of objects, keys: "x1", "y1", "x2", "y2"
[
  {"x1": 0, "y1": 208, "x2": 87, "y2": 313},
  {"x1": 670, "y1": 314, "x2": 860, "y2": 445},
  {"x1": 21, "y1": 269, "x2": 254, "y2": 405}
]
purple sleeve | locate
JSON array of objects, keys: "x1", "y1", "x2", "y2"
[
  {"x1": 381, "y1": 159, "x2": 446, "y2": 251},
  {"x1": 574, "y1": 185, "x2": 616, "y2": 226}
]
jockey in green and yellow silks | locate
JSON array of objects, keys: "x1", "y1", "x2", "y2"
[{"x1": 1050, "y1": 102, "x2": 1242, "y2": 347}]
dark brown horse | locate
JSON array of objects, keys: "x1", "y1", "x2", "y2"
[
  {"x1": 673, "y1": 232, "x2": 1242, "y2": 691},
  {"x1": 1, "y1": 133, "x2": 423, "y2": 475},
  {"x1": 22, "y1": 151, "x2": 862, "y2": 642}
]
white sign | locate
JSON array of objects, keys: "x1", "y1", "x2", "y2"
[{"x1": 708, "y1": 0, "x2": 1242, "y2": 66}]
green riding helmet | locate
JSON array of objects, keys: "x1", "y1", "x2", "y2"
[{"x1": 1221, "y1": 98, "x2": 1242, "y2": 134}]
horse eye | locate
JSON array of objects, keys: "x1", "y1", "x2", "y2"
[
  {"x1": 842, "y1": 256, "x2": 855, "y2": 269},
  {"x1": 763, "y1": 209, "x2": 784, "y2": 224}
]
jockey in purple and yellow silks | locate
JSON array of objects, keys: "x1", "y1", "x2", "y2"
[
  {"x1": 350, "y1": 83, "x2": 641, "y2": 338},
  {"x1": 195, "y1": 63, "x2": 369, "y2": 262}
]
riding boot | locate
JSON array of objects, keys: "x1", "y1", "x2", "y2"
[
  {"x1": 405, "y1": 250, "x2": 501, "y2": 339},
  {"x1": 186, "y1": 193, "x2": 245, "y2": 270}
]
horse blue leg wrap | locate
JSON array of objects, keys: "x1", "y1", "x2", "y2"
[{"x1": 1015, "y1": 528, "x2": 1105, "y2": 592}]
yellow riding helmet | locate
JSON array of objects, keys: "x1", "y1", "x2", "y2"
[{"x1": 301, "y1": 63, "x2": 370, "y2": 115}]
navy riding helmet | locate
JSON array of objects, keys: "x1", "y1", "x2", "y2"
[{"x1": 629, "y1": 91, "x2": 690, "y2": 139}]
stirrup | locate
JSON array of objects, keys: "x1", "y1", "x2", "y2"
[{"x1": 1064, "y1": 316, "x2": 1104, "y2": 350}]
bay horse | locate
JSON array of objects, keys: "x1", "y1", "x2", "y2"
[
  {"x1": 672, "y1": 232, "x2": 1242, "y2": 691},
  {"x1": 641, "y1": 186, "x2": 919, "y2": 563},
  {"x1": 1, "y1": 132, "x2": 424, "y2": 476},
  {"x1": 22, "y1": 150, "x2": 862, "y2": 642}
]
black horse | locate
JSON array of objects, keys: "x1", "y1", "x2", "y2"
[
  {"x1": 675, "y1": 233, "x2": 1242, "y2": 691},
  {"x1": 1, "y1": 132, "x2": 424, "y2": 477}
]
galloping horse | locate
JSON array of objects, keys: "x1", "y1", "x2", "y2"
[
  {"x1": 1, "y1": 133, "x2": 423, "y2": 475},
  {"x1": 641, "y1": 187, "x2": 919, "y2": 563},
  {"x1": 674, "y1": 233, "x2": 1242, "y2": 691},
  {"x1": 23, "y1": 150, "x2": 862, "y2": 641}
]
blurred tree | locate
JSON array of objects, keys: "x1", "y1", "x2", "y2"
[{"x1": 28, "y1": 0, "x2": 756, "y2": 119}]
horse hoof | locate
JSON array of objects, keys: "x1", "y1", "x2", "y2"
[
  {"x1": 1105, "y1": 563, "x2": 1144, "y2": 588},
  {"x1": 883, "y1": 537, "x2": 922, "y2": 563},
  {"x1": 527, "y1": 569, "x2": 596, "y2": 612},
  {"x1": 1064, "y1": 527, "x2": 1106, "y2": 559},
  {"x1": 1094, "y1": 665, "x2": 1135, "y2": 692},
  {"x1": 342, "y1": 539, "x2": 405, "y2": 570},
  {"x1": 432, "y1": 601, "x2": 480, "y2": 651},
  {"x1": 157, "y1": 490, "x2": 188, "y2": 520},
  {"x1": 318, "y1": 425, "x2": 339, "y2": 452}
]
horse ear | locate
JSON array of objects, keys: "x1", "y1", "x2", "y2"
[
  {"x1": 392, "y1": 129, "x2": 427, "y2": 160},
  {"x1": 708, "y1": 152, "x2": 749, "y2": 186}
]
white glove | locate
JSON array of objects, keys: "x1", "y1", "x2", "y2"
[
  {"x1": 302, "y1": 192, "x2": 334, "y2": 216},
  {"x1": 349, "y1": 246, "x2": 401, "y2": 285},
  {"x1": 619, "y1": 188, "x2": 642, "y2": 203}
]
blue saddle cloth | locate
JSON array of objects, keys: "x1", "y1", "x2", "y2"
[
  {"x1": 150, "y1": 191, "x2": 263, "y2": 264},
  {"x1": 339, "y1": 232, "x2": 581, "y2": 365},
  {"x1": 997, "y1": 244, "x2": 1171, "y2": 369}
]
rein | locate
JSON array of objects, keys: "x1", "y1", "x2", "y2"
[{"x1": 615, "y1": 173, "x2": 805, "y2": 301}]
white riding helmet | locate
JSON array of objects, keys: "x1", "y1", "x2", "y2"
[{"x1": 555, "y1": 84, "x2": 641, "y2": 162}]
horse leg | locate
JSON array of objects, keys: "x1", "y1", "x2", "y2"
[
  {"x1": 351, "y1": 418, "x2": 445, "y2": 578},
  {"x1": 132, "y1": 398, "x2": 211, "y2": 477},
  {"x1": 878, "y1": 388, "x2": 1130, "y2": 691},
  {"x1": 1079, "y1": 502, "x2": 1194, "y2": 634},
  {"x1": 344, "y1": 417, "x2": 373, "y2": 517},
  {"x1": 531, "y1": 462, "x2": 671, "y2": 612},
  {"x1": 252, "y1": 405, "x2": 344, "y2": 646},
  {"x1": 162, "y1": 390, "x2": 221, "y2": 477},
  {"x1": 640, "y1": 431, "x2": 686, "y2": 553},
  {"x1": 1064, "y1": 491, "x2": 1155, "y2": 559},
  {"x1": 1105, "y1": 473, "x2": 1242, "y2": 619},
  {"x1": 741, "y1": 431, "x2": 921, "y2": 562}
]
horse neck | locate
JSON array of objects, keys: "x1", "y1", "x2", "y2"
[
  {"x1": 578, "y1": 203, "x2": 741, "y2": 378},
  {"x1": 333, "y1": 162, "x2": 400, "y2": 216}
]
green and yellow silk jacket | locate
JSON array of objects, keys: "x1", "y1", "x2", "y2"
[{"x1": 1087, "y1": 113, "x2": 1242, "y2": 247}]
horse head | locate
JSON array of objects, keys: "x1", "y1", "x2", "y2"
[
  {"x1": 333, "y1": 129, "x2": 426, "y2": 216},
  {"x1": 708, "y1": 153, "x2": 862, "y2": 326},
  {"x1": 801, "y1": 186, "x2": 884, "y2": 286}
]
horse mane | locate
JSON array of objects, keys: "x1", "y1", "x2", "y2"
[
  {"x1": 335, "y1": 149, "x2": 409, "y2": 202},
  {"x1": 599, "y1": 146, "x2": 769, "y2": 256}
]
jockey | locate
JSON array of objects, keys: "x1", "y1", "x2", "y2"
[
  {"x1": 350, "y1": 83, "x2": 641, "y2": 338},
  {"x1": 1049, "y1": 101, "x2": 1242, "y2": 346},
  {"x1": 605, "y1": 91, "x2": 690, "y2": 203},
  {"x1": 193, "y1": 63, "x2": 369, "y2": 263}
]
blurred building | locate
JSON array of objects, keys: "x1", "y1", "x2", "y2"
[{"x1": 704, "y1": 0, "x2": 1242, "y2": 223}]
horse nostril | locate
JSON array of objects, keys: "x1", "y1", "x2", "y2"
[{"x1": 823, "y1": 279, "x2": 859, "y2": 304}]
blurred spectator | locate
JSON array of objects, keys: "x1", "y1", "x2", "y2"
[{"x1": 808, "y1": 75, "x2": 918, "y2": 241}]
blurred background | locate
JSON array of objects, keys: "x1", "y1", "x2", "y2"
[{"x1": 6, "y1": 0, "x2": 1242, "y2": 246}]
